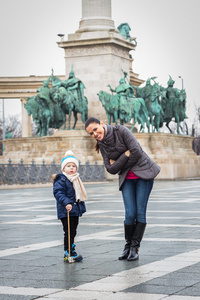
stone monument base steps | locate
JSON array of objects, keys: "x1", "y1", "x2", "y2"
[
  {"x1": 0, "y1": 130, "x2": 102, "y2": 165},
  {"x1": 0, "y1": 131, "x2": 199, "y2": 180}
]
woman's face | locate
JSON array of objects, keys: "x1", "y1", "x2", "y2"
[{"x1": 86, "y1": 122, "x2": 105, "y2": 141}]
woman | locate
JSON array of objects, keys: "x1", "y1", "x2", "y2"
[{"x1": 85, "y1": 117, "x2": 160, "y2": 261}]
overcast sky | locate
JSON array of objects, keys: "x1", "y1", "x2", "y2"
[{"x1": 0, "y1": 0, "x2": 199, "y2": 128}]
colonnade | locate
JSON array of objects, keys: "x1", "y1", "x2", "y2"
[
  {"x1": 0, "y1": 75, "x2": 65, "y2": 138},
  {"x1": 20, "y1": 98, "x2": 32, "y2": 137}
]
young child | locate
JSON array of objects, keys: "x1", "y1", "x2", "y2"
[{"x1": 52, "y1": 150, "x2": 87, "y2": 262}]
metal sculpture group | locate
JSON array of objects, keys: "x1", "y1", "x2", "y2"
[
  {"x1": 98, "y1": 71, "x2": 187, "y2": 134},
  {"x1": 23, "y1": 19, "x2": 186, "y2": 136},
  {"x1": 25, "y1": 64, "x2": 187, "y2": 136},
  {"x1": 24, "y1": 66, "x2": 88, "y2": 136}
]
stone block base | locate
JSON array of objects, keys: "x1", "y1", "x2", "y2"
[
  {"x1": 0, "y1": 130, "x2": 102, "y2": 165},
  {"x1": 0, "y1": 131, "x2": 199, "y2": 180}
]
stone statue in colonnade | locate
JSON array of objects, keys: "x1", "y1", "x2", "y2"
[{"x1": 24, "y1": 66, "x2": 88, "y2": 136}]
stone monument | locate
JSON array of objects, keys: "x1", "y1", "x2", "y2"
[
  {"x1": 0, "y1": 0, "x2": 200, "y2": 181},
  {"x1": 57, "y1": 0, "x2": 136, "y2": 124}
]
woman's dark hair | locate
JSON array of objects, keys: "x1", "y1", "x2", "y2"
[
  {"x1": 85, "y1": 117, "x2": 101, "y2": 153},
  {"x1": 84, "y1": 117, "x2": 100, "y2": 130}
]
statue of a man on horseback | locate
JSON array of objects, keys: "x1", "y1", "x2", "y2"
[
  {"x1": 160, "y1": 76, "x2": 187, "y2": 134},
  {"x1": 98, "y1": 70, "x2": 150, "y2": 131},
  {"x1": 107, "y1": 70, "x2": 136, "y2": 125},
  {"x1": 131, "y1": 77, "x2": 163, "y2": 132},
  {"x1": 24, "y1": 67, "x2": 88, "y2": 136}
]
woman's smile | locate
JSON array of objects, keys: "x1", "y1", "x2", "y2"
[{"x1": 86, "y1": 122, "x2": 105, "y2": 141}]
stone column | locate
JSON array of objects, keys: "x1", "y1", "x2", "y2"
[
  {"x1": 78, "y1": 0, "x2": 115, "y2": 32},
  {"x1": 20, "y1": 98, "x2": 32, "y2": 137}
]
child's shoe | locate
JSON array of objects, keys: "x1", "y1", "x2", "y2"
[
  {"x1": 71, "y1": 244, "x2": 83, "y2": 262},
  {"x1": 64, "y1": 250, "x2": 70, "y2": 262},
  {"x1": 63, "y1": 245, "x2": 83, "y2": 262}
]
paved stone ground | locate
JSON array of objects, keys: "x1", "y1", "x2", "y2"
[{"x1": 0, "y1": 180, "x2": 200, "y2": 300}]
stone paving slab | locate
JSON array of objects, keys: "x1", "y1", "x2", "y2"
[{"x1": 0, "y1": 180, "x2": 200, "y2": 299}]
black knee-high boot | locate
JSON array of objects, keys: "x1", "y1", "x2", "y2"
[
  {"x1": 118, "y1": 222, "x2": 136, "y2": 260},
  {"x1": 127, "y1": 222, "x2": 146, "y2": 261}
]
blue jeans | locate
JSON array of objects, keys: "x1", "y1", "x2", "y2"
[{"x1": 121, "y1": 178, "x2": 154, "y2": 225}]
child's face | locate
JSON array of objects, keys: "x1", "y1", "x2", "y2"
[{"x1": 63, "y1": 162, "x2": 77, "y2": 175}]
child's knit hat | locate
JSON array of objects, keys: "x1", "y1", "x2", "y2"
[{"x1": 61, "y1": 150, "x2": 79, "y2": 171}]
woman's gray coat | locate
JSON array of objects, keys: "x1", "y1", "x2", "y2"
[{"x1": 98, "y1": 125, "x2": 160, "y2": 190}]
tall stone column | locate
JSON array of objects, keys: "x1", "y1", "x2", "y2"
[
  {"x1": 20, "y1": 98, "x2": 32, "y2": 137},
  {"x1": 58, "y1": 0, "x2": 136, "y2": 125},
  {"x1": 78, "y1": 0, "x2": 115, "y2": 32}
]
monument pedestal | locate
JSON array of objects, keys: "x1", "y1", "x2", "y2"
[
  {"x1": 135, "y1": 133, "x2": 200, "y2": 179},
  {"x1": 1, "y1": 132, "x2": 200, "y2": 180},
  {"x1": 58, "y1": 31, "x2": 135, "y2": 125},
  {"x1": 0, "y1": 131, "x2": 101, "y2": 165},
  {"x1": 57, "y1": 0, "x2": 136, "y2": 125}
]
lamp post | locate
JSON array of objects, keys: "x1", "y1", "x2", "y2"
[
  {"x1": 179, "y1": 75, "x2": 184, "y2": 90},
  {"x1": 57, "y1": 34, "x2": 65, "y2": 41},
  {"x1": 1, "y1": 99, "x2": 5, "y2": 154},
  {"x1": 179, "y1": 76, "x2": 186, "y2": 135},
  {"x1": 2, "y1": 99, "x2": 5, "y2": 141}
]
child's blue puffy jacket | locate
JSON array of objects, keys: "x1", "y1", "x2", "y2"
[{"x1": 53, "y1": 173, "x2": 86, "y2": 219}]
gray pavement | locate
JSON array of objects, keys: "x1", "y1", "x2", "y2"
[{"x1": 0, "y1": 180, "x2": 200, "y2": 300}]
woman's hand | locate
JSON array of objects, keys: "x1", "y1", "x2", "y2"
[
  {"x1": 66, "y1": 204, "x2": 72, "y2": 211},
  {"x1": 125, "y1": 150, "x2": 130, "y2": 157},
  {"x1": 110, "y1": 159, "x2": 115, "y2": 165}
]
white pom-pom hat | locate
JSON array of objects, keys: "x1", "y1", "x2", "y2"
[{"x1": 61, "y1": 150, "x2": 78, "y2": 171}]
